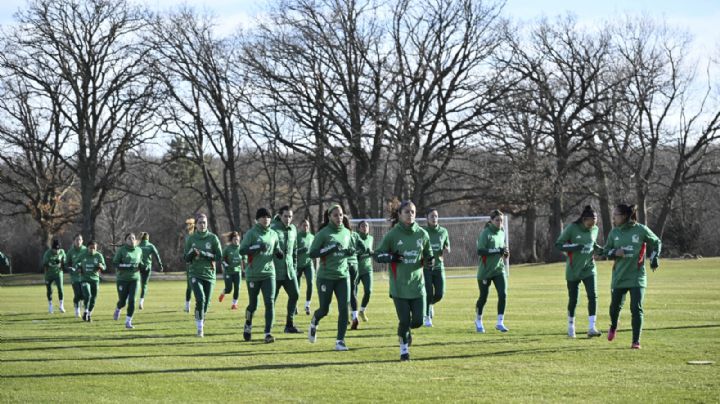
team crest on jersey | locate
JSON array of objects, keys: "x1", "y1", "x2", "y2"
[
  {"x1": 632, "y1": 234, "x2": 640, "y2": 243},
  {"x1": 416, "y1": 239, "x2": 423, "y2": 248},
  {"x1": 205, "y1": 242, "x2": 211, "y2": 249}
]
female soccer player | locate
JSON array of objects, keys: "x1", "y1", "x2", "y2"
[
  {"x1": 42, "y1": 239, "x2": 66, "y2": 314},
  {"x1": 184, "y1": 213, "x2": 223, "y2": 337},
  {"x1": 137, "y1": 232, "x2": 164, "y2": 310},
  {"x1": 308, "y1": 204, "x2": 355, "y2": 351},
  {"x1": 475, "y1": 210, "x2": 510, "y2": 334},
  {"x1": 66, "y1": 234, "x2": 87, "y2": 318},
  {"x1": 603, "y1": 204, "x2": 662, "y2": 349},
  {"x1": 78, "y1": 240, "x2": 105, "y2": 322},
  {"x1": 555, "y1": 205, "x2": 603, "y2": 338},
  {"x1": 113, "y1": 233, "x2": 143, "y2": 329},
  {"x1": 219, "y1": 231, "x2": 244, "y2": 310},
  {"x1": 355, "y1": 220, "x2": 374, "y2": 323},
  {"x1": 296, "y1": 219, "x2": 315, "y2": 315},
  {"x1": 183, "y1": 218, "x2": 195, "y2": 313},
  {"x1": 239, "y1": 208, "x2": 282, "y2": 343},
  {"x1": 423, "y1": 209, "x2": 450, "y2": 327},
  {"x1": 375, "y1": 200, "x2": 434, "y2": 361},
  {"x1": 344, "y1": 216, "x2": 362, "y2": 330},
  {"x1": 271, "y1": 206, "x2": 301, "y2": 333}
]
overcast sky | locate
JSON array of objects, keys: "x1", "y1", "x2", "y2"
[{"x1": 0, "y1": 0, "x2": 718, "y2": 56}]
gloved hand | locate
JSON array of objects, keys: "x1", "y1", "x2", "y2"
[
  {"x1": 501, "y1": 247, "x2": 510, "y2": 258},
  {"x1": 248, "y1": 242, "x2": 267, "y2": 254},
  {"x1": 343, "y1": 247, "x2": 356, "y2": 257},
  {"x1": 391, "y1": 253, "x2": 404, "y2": 263},
  {"x1": 650, "y1": 256, "x2": 659, "y2": 271},
  {"x1": 274, "y1": 249, "x2": 285, "y2": 260}
]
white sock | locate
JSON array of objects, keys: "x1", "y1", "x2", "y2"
[
  {"x1": 352, "y1": 311, "x2": 358, "y2": 320},
  {"x1": 497, "y1": 314, "x2": 504, "y2": 325},
  {"x1": 568, "y1": 316, "x2": 575, "y2": 325},
  {"x1": 59, "y1": 300, "x2": 64, "y2": 306},
  {"x1": 305, "y1": 300, "x2": 311, "y2": 307},
  {"x1": 476, "y1": 314, "x2": 483, "y2": 322},
  {"x1": 360, "y1": 306, "x2": 366, "y2": 312},
  {"x1": 589, "y1": 315, "x2": 597, "y2": 329},
  {"x1": 85, "y1": 310, "x2": 90, "y2": 315},
  {"x1": 139, "y1": 298, "x2": 144, "y2": 305},
  {"x1": 126, "y1": 316, "x2": 132, "y2": 323},
  {"x1": 429, "y1": 304, "x2": 434, "y2": 314},
  {"x1": 400, "y1": 343, "x2": 409, "y2": 355},
  {"x1": 196, "y1": 320, "x2": 203, "y2": 329}
]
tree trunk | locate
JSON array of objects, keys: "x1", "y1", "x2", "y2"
[{"x1": 524, "y1": 204, "x2": 538, "y2": 263}]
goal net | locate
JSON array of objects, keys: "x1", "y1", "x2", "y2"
[{"x1": 349, "y1": 216, "x2": 510, "y2": 276}]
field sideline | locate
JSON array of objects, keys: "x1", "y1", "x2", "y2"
[{"x1": 1, "y1": 259, "x2": 718, "y2": 403}]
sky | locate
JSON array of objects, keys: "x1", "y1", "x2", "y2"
[{"x1": 0, "y1": 0, "x2": 717, "y2": 58}]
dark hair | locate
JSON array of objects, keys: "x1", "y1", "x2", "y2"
[
  {"x1": 616, "y1": 204, "x2": 638, "y2": 223},
  {"x1": 73, "y1": 233, "x2": 83, "y2": 240},
  {"x1": 390, "y1": 199, "x2": 415, "y2": 227},
  {"x1": 490, "y1": 209, "x2": 504, "y2": 220},
  {"x1": 51, "y1": 239, "x2": 61, "y2": 249},
  {"x1": 320, "y1": 204, "x2": 343, "y2": 230},
  {"x1": 140, "y1": 232, "x2": 149, "y2": 241},
  {"x1": 226, "y1": 231, "x2": 240, "y2": 242},
  {"x1": 426, "y1": 208, "x2": 438, "y2": 218},
  {"x1": 342, "y1": 216, "x2": 353, "y2": 230},
  {"x1": 195, "y1": 213, "x2": 207, "y2": 222},
  {"x1": 255, "y1": 208, "x2": 271, "y2": 220},
  {"x1": 124, "y1": 233, "x2": 136, "y2": 242},
  {"x1": 278, "y1": 205, "x2": 292, "y2": 215},
  {"x1": 87, "y1": 240, "x2": 98, "y2": 247},
  {"x1": 357, "y1": 220, "x2": 369, "y2": 231},
  {"x1": 574, "y1": 205, "x2": 597, "y2": 224}
]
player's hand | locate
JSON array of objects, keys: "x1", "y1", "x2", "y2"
[
  {"x1": 650, "y1": 257, "x2": 659, "y2": 271},
  {"x1": 274, "y1": 249, "x2": 285, "y2": 260}
]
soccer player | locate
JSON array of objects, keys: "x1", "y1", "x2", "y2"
[
  {"x1": 423, "y1": 209, "x2": 450, "y2": 327},
  {"x1": 113, "y1": 233, "x2": 143, "y2": 329},
  {"x1": 475, "y1": 210, "x2": 510, "y2": 334},
  {"x1": 344, "y1": 216, "x2": 362, "y2": 330},
  {"x1": 219, "y1": 231, "x2": 244, "y2": 310},
  {"x1": 355, "y1": 220, "x2": 374, "y2": 323},
  {"x1": 375, "y1": 200, "x2": 434, "y2": 361},
  {"x1": 184, "y1": 213, "x2": 223, "y2": 337},
  {"x1": 555, "y1": 205, "x2": 603, "y2": 338},
  {"x1": 0, "y1": 250, "x2": 9, "y2": 270},
  {"x1": 239, "y1": 208, "x2": 282, "y2": 343},
  {"x1": 78, "y1": 240, "x2": 105, "y2": 322},
  {"x1": 308, "y1": 204, "x2": 355, "y2": 351},
  {"x1": 66, "y1": 234, "x2": 87, "y2": 318},
  {"x1": 183, "y1": 218, "x2": 195, "y2": 313},
  {"x1": 271, "y1": 206, "x2": 301, "y2": 333},
  {"x1": 296, "y1": 219, "x2": 315, "y2": 315},
  {"x1": 137, "y1": 232, "x2": 164, "y2": 310},
  {"x1": 603, "y1": 203, "x2": 662, "y2": 349},
  {"x1": 42, "y1": 239, "x2": 66, "y2": 314}
]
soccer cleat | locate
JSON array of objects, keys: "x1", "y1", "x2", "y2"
[
  {"x1": 113, "y1": 308, "x2": 120, "y2": 321},
  {"x1": 284, "y1": 325, "x2": 301, "y2": 334},
  {"x1": 400, "y1": 353, "x2": 410, "y2": 361},
  {"x1": 308, "y1": 325, "x2": 317, "y2": 343},
  {"x1": 475, "y1": 319, "x2": 485, "y2": 333},
  {"x1": 218, "y1": 293, "x2": 225, "y2": 303},
  {"x1": 264, "y1": 334, "x2": 275, "y2": 343},
  {"x1": 75, "y1": 306, "x2": 81, "y2": 318},
  {"x1": 587, "y1": 328, "x2": 602, "y2": 338},
  {"x1": 48, "y1": 303, "x2": 53, "y2": 314},
  {"x1": 607, "y1": 326, "x2": 617, "y2": 342},
  {"x1": 82, "y1": 312, "x2": 88, "y2": 321},
  {"x1": 360, "y1": 310, "x2": 368, "y2": 322},
  {"x1": 568, "y1": 327, "x2": 576, "y2": 338},
  {"x1": 231, "y1": 303, "x2": 238, "y2": 310},
  {"x1": 243, "y1": 324, "x2": 252, "y2": 341},
  {"x1": 197, "y1": 328, "x2": 204, "y2": 338},
  {"x1": 351, "y1": 318, "x2": 359, "y2": 330},
  {"x1": 495, "y1": 324, "x2": 509, "y2": 333},
  {"x1": 125, "y1": 321, "x2": 134, "y2": 329},
  {"x1": 334, "y1": 340, "x2": 349, "y2": 351},
  {"x1": 86, "y1": 314, "x2": 92, "y2": 323},
  {"x1": 631, "y1": 342, "x2": 641, "y2": 349},
  {"x1": 59, "y1": 302, "x2": 65, "y2": 313},
  {"x1": 424, "y1": 316, "x2": 433, "y2": 327}
]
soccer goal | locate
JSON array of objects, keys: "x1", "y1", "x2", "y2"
[{"x1": 349, "y1": 216, "x2": 510, "y2": 276}]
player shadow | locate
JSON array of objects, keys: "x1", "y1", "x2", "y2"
[{"x1": 1, "y1": 346, "x2": 620, "y2": 379}]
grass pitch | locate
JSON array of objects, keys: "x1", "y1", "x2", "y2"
[{"x1": 1, "y1": 259, "x2": 719, "y2": 403}]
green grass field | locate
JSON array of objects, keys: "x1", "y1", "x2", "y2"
[{"x1": 1, "y1": 259, "x2": 719, "y2": 403}]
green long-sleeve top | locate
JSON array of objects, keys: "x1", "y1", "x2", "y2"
[
  {"x1": 554, "y1": 223, "x2": 601, "y2": 282},
  {"x1": 602, "y1": 222, "x2": 662, "y2": 289},
  {"x1": 79, "y1": 251, "x2": 106, "y2": 282},
  {"x1": 42, "y1": 249, "x2": 66, "y2": 279},
  {"x1": 66, "y1": 245, "x2": 87, "y2": 283},
  {"x1": 309, "y1": 221, "x2": 353, "y2": 280},
  {"x1": 138, "y1": 240, "x2": 163, "y2": 271},
  {"x1": 222, "y1": 244, "x2": 246, "y2": 274},
  {"x1": 113, "y1": 245, "x2": 143, "y2": 282},
  {"x1": 238, "y1": 223, "x2": 280, "y2": 281},
  {"x1": 346, "y1": 231, "x2": 360, "y2": 267},
  {"x1": 184, "y1": 230, "x2": 223, "y2": 282},
  {"x1": 476, "y1": 222, "x2": 506, "y2": 280},
  {"x1": 270, "y1": 216, "x2": 298, "y2": 280},
  {"x1": 357, "y1": 233, "x2": 374, "y2": 276},
  {"x1": 424, "y1": 224, "x2": 450, "y2": 271},
  {"x1": 296, "y1": 231, "x2": 315, "y2": 269},
  {"x1": 375, "y1": 222, "x2": 433, "y2": 299}
]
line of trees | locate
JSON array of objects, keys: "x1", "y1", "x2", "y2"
[{"x1": 1, "y1": 0, "x2": 718, "y2": 272}]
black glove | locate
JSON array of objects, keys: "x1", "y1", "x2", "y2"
[
  {"x1": 248, "y1": 242, "x2": 267, "y2": 254},
  {"x1": 274, "y1": 249, "x2": 285, "y2": 260},
  {"x1": 343, "y1": 247, "x2": 356, "y2": 257},
  {"x1": 391, "y1": 253, "x2": 404, "y2": 263}
]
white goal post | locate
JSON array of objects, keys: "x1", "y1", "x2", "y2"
[{"x1": 349, "y1": 216, "x2": 510, "y2": 275}]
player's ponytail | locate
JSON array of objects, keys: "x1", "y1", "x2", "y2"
[
  {"x1": 574, "y1": 205, "x2": 597, "y2": 224},
  {"x1": 616, "y1": 203, "x2": 638, "y2": 223}
]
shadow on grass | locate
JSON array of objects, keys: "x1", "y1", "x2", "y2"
[{"x1": 0, "y1": 346, "x2": 620, "y2": 379}]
